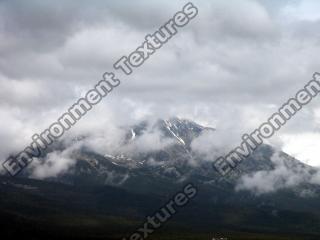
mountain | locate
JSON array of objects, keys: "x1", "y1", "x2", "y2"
[
  {"x1": 36, "y1": 117, "x2": 218, "y2": 191},
  {"x1": 34, "y1": 117, "x2": 319, "y2": 196},
  {"x1": 3, "y1": 117, "x2": 320, "y2": 239}
]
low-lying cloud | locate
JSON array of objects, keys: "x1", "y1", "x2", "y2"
[{"x1": 236, "y1": 152, "x2": 320, "y2": 195}]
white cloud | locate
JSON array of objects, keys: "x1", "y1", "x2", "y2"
[
  {"x1": 282, "y1": 0, "x2": 320, "y2": 21},
  {"x1": 1, "y1": 0, "x2": 320, "y2": 173},
  {"x1": 236, "y1": 152, "x2": 320, "y2": 195},
  {"x1": 30, "y1": 149, "x2": 76, "y2": 179},
  {"x1": 281, "y1": 133, "x2": 320, "y2": 167}
]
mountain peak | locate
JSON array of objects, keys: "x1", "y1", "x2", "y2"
[{"x1": 128, "y1": 117, "x2": 215, "y2": 148}]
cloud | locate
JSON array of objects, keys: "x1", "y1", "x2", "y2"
[
  {"x1": 1, "y1": 0, "x2": 320, "y2": 176},
  {"x1": 121, "y1": 128, "x2": 175, "y2": 155},
  {"x1": 30, "y1": 148, "x2": 76, "y2": 179},
  {"x1": 236, "y1": 152, "x2": 320, "y2": 195},
  {"x1": 281, "y1": 133, "x2": 320, "y2": 166}
]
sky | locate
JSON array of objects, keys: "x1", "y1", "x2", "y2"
[{"x1": 1, "y1": 0, "x2": 320, "y2": 173}]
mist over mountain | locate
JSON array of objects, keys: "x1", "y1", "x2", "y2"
[
  {"x1": 16, "y1": 117, "x2": 320, "y2": 197},
  {"x1": 2, "y1": 117, "x2": 320, "y2": 239}
]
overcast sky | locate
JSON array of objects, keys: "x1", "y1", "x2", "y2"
[{"x1": 1, "y1": 0, "x2": 320, "y2": 169}]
